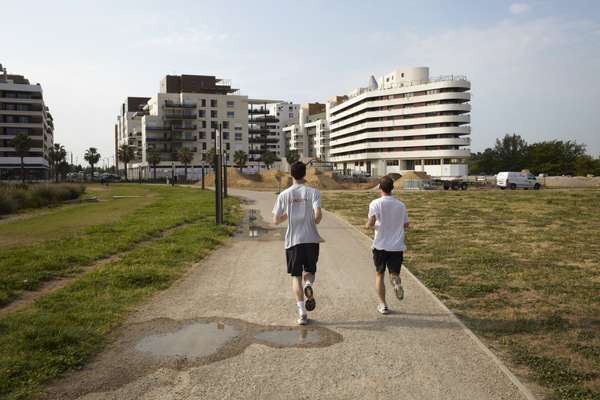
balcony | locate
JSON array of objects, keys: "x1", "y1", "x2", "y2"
[
  {"x1": 248, "y1": 108, "x2": 269, "y2": 115},
  {"x1": 164, "y1": 101, "x2": 197, "y2": 109},
  {"x1": 164, "y1": 113, "x2": 197, "y2": 120},
  {"x1": 146, "y1": 125, "x2": 172, "y2": 131},
  {"x1": 249, "y1": 128, "x2": 271, "y2": 135},
  {"x1": 171, "y1": 125, "x2": 197, "y2": 131}
]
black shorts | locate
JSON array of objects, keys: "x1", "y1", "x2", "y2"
[
  {"x1": 286, "y1": 243, "x2": 319, "y2": 277},
  {"x1": 372, "y1": 249, "x2": 403, "y2": 274}
]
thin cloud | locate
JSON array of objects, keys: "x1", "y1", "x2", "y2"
[
  {"x1": 509, "y1": 3, "x2": 531, "y2": 15},
  {"x1": 133, "y1": 26, "x2": 231, "y2": 49}
]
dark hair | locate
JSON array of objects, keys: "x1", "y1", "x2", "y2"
[
  {"x1": 379, "y1": 176, "x2": 394, "y2": 194},
  {"x1": 290, "y1": 161, "x2": 306, "y2": 180}
]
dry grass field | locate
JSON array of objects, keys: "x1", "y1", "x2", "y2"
[{"x1": 323, "y1": 189, "x2": 600, "y2": 400}]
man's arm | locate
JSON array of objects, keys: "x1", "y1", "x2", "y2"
[
  {"x1": 365, "y1": 215, "x2": 376, "y2": 229},
  {"x1": 314, "y1": 207, "x2": 322, "y2": 224},
  {"x1": 273, "y1": 213, "x2": 288, "y2": 225}
]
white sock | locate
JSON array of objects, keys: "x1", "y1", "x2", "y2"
[{"x1": 297, "y1": 301, "x2": 306, "y2": 314}]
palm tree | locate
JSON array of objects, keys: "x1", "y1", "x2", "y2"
[
  {"x1": 84, "y1": 147, "x2": 101, "y2": 181},
  {"x1": 233, "y1": 150, "x2": 248, "y2": 172},
  {"x1": 48, "y1": 143, "x2": 66, "y2": 182},
  {"x1": 206, "y1": 148, "x2": 217, "y2": 168},
  {"x1": 11, "y1": 133, "x2": 32, "y2": 183},
  {"x1": 262, "y1": 151, "x2": 276, "y2": 170},
  {"x1": 147, "y1": 148, "x2": 161, "y2": 182},
  {"x1": 177, "y1": 147, "x2": 193, "y2": 183},
  {"x1": 118, "y1": 144, "x2": 135, "y2": 181},
  {"x1": 286, "y1": 149, "x2": 300, "y2": 165}
]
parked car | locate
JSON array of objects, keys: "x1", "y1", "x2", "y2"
[{"x1": 497, "y1": 172, "x2": 541, "y2": 190}]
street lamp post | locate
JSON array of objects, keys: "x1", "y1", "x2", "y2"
[
  {"x1": 214, "y1": 126, "x2": 223, "y2": 224},
  {"x1": 171, "y1": 162, "x2": 175, "y2": 186},
  {"x1": 201, "y1": 159, "x2": 205, "y2": 190},
  {"x1": 223, "y1": 151, "x2": 228, "y2": 198}
]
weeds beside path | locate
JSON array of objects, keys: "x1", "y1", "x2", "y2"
[
  {"x1": 323, "y1": 189, "x2": 600, "y2": 400},
  {"x1": 0, "y1": 185, "x2": 241, "y2": 400}
]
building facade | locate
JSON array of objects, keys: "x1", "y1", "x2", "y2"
[
  {"x1": 117, "y1": 75, "x2": 249, "y2": 180},
  {"x1": 0, "y1": 64, "x2": 54, "y2": 180},
  {"x1": 286, "y1": 102, "x2": 328, "y2": 160},
  {"x1": 247, "y1": 101, "x2": 298, "y2": 168},
  {"x1": 328, "y1": 67, "x2": 471, "y2": 178}
]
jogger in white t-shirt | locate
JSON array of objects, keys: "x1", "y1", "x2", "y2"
[
  {"x1": 273, "y1": 162, "x2": 323, "y2": 325},
  {"x1": 366, "y1": 176, "x2": 409, "y2": 314}
]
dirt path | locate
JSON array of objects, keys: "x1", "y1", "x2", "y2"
[{"x1": 42, "y1": 189, "x2": 536, "y2": 400}]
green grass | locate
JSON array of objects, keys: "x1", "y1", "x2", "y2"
[
  {"x1": 0, "y1": 185, "x2": 155, "y2": 247},
  {"x1": 0, "y1": 188, "x2": 241, "y2": 400},
  {"x1": 323, "y1": 189, "x2": 600, "y2": 400},
  {"x1": 0, "y1": 184, "x2": 223, "y2": 307}
]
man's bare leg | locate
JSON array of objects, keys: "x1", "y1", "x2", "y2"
[
  {"x1": 303, "y1": 272, "x2": 316, "y2": 311},
  {"x1": 292, "y1": 276, "x2": 304, "y2": 302},
  {"x1": 390, "y1": 272, "x2": 404, "y2": 300},
  {"x1": 376, "y1": 271, "x2": 386, "y2": 306}
]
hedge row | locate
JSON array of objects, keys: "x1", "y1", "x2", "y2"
[{"x1": 0, "y1": 183, "x2": 86, "y2": 215}]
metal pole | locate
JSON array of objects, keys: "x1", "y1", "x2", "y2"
[
  {"x1": 219, "y1": 122, "x2": 224, "y2": 222},
  {"x1": 201, "y1": 162, "x2": 205, "y2": 190},
  {"x1": 215, "y1": 127, "x2": 223, "y2": 225},
  {"x1": 223, "y1": 152, "x2": 228, "y2": 198}
]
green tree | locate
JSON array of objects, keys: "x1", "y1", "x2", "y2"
[
  {"x1": 493, "y1": 133, "x2": 528, "y2": 172},
  {"x1": 57, "y1": 160, "x2": 70, "y2": 180},
  {"x1": 84, "y1": 147, "x2": 101, "y2": 181},
  {"x1": 233, "y1": 150, "x2": 248, "y2": 172},
  {"x1": 262, "y1": 151, "x2": 276, "y2": 170},
  {"x1": 177, "y1": 146, "x2": 193, "y2": 182},
  {"x1": 206, "y1": 148, "x2": 217, "y2": 168},
  {"x1": 147, "y1": 148, "x2": 161, "y2": 181},
  {"x1": 468, "y1": 148, "x2": 498, "y2": 175},
  {"x1": 526, "y1": 140, "x2": 586, "y2": 175},
  {"x1": 11, "y1": 133, "x2": 32, "y2": 183},
  {"x1": 48, "y1": 143, "x2": 67, "y2": 183},
  {"x1": 286, "y1": 149, "x2": 300, "y2": 165},
  {"x1": 118, "y1": 144, "x2": 135, "y2": 181}
]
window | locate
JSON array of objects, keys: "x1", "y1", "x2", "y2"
[
  {"x1": 401, "y1": 73, "x2": 404, "y2": 78},
  {"x1": 201, "y1": 99, "x2": 206, "y2": 107},
  {"x1": 211, "y1": 110, "x2": 217, "y2": 118},
  {"x1": 201, "y1": 120, "x2": 207, "y2": 128},
  {"x1": 202, "y1": 142, "x2": 207, "y2": 150},
  {"x1": 222, "y1": 121, "x2": 229, "y2": 129},
  {"x1": 289, "y1": 113, "x2": 293, "y2": 118},
  {"x1": 226, "y1": 143, "x2": 230, "y2": 151},
  {"x1": 198, "y1": 110, "x2": 205, "y2": 118},
  {"x1": 210, "y1": 99, "x2": 217, "y2": 107},
  {"x1": 199, "y1": 131, "x2": 206, "y2": 139},
  {"x1": 226, "y1": 111, "x2": 234, "y2": 118},
  {"x1": 223, "y1": 132, "x2": 229, "y2": 140},
  {"x1": 210, "y1": 121, "x2": 218, "y2": 129},
  {"x1": 386, "y1": 160, "x2": 399, "y2": 166},
  {"x1": 424, "y1": 159, "x2": 440, "y2": 165},
  {"x1": 211, "y1": 131, "x2": 215, "y2": 140},
  {"x1": 235, "y1": 132, "x2": 242, "y2": 141},
  {"x1": 226, "y1": 100, "x2": 234, "y2": 108}
]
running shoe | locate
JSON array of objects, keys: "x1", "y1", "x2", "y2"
[
  {"x1": 304, "y1": 282, "x2": 316, "y2": 311},
  {"x1": 377, "y1": 304, "x2": 389, "y2": 315},
  {"x1": 297, "y1": 313, "x2": 308, "y2": 325},
  {"x1": 391, "y1": 275, "x2": 404, "y2": 301}
]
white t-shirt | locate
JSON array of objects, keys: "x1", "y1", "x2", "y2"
[
  {"x1": 273, "y1": 184, "x2": 323, "y2": 249},
  {"x1": 368, "y1": 195, "x2": 409, "y2": 252}
]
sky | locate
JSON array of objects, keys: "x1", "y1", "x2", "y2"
[{"x1": 2, "y1": 0, "x2": 600, "y2": 165}]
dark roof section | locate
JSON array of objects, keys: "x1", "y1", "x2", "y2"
[
  {"x1": 3, "y1": 74, "x2": 31, "y2": 84},
  {"x1": 127, "y1": 97, "x2": 151, "y2": 112},
  {"x1": 161, "y1": 74, "x2": 237, "y2": 95}
]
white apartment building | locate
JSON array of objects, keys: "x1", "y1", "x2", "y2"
[
  {"x1": 0, "y1": 64, "x2": 54, "y2": 180},
  {"x1": 116, "y1": 97, "x2": 150, "y2": 170},
  {"x1": 286, "y1": 102, "x2": 329, "y2": 160},
  {"x1": 328, "y1": 67, "x2": 471, "y2": 178},
  {"x1": 117, "y1": 75, "x2": 249, "y2": 180}
]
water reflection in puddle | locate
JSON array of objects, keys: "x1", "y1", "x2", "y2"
[
  {"x1": 135, "y1": 322, "x2": 240, "y2": 358},
  {"x1": 255, "y1": 329, "x2": 322, "y2": 346}
]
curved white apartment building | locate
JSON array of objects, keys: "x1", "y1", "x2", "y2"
[{"x1": 328, "y1": 67, "x2": 471, "y2": 178}]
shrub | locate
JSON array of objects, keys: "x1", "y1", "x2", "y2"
[{"x1": 0, "y1": 183, "x2": 86, "y2": 215}]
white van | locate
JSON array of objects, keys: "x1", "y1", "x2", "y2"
[{"x1": 497, "y1": 172, "x2": 541, "y2": 190}]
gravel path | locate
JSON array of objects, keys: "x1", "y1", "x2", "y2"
[{"x1": 44, "y1": 189, "x2": 535, "y2": 400}]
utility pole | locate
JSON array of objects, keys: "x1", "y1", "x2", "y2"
[
  {"x1": 223, "y1": 151, "x2": 228, "y2": 198},
  {"x1": 201, "y1": 160, "x2": 205, "y2": 190}
]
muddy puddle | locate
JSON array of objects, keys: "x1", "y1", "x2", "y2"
[{"x1": 44, "y1": 317, "x2": 343, "y2": 399}]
